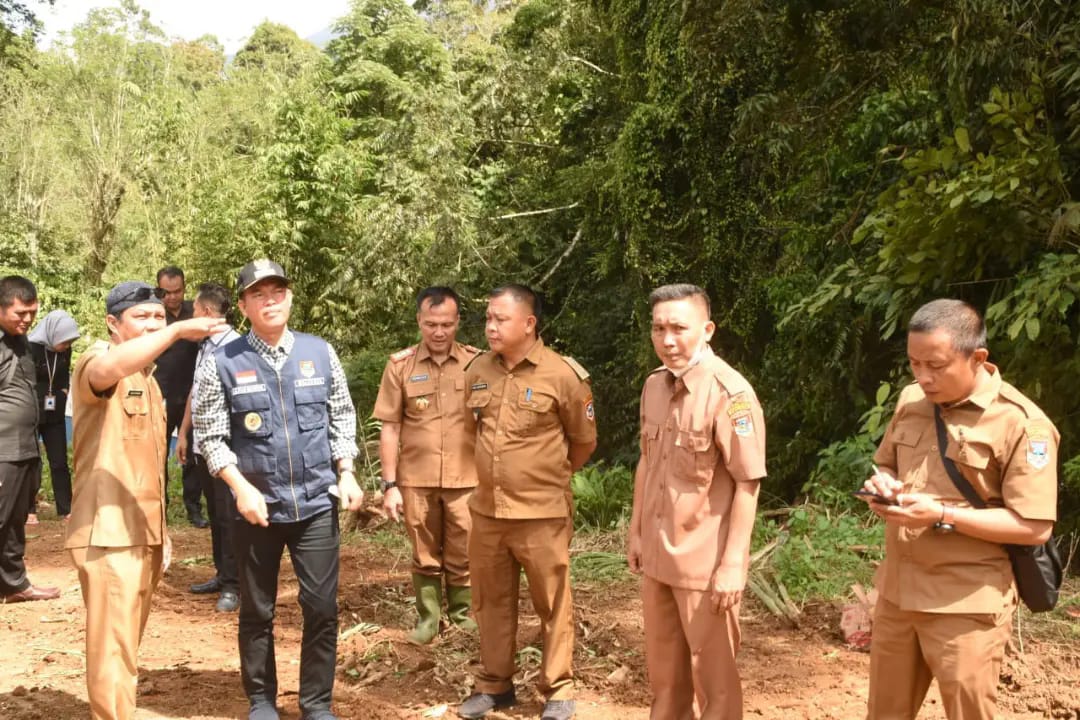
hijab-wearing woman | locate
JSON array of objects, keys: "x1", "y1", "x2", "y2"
[{"x1": 27, "y1": 309, "x2": 80, "y2": 522}]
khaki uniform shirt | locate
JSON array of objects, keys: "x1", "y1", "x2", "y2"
[
  {"x1": 372, "y1": 341, "x2": 480, "y2": 488},
  {"x1": 874, "y1": 365, "x2": 1058, "y2": 614},
  {"x1": 464, "y1": 338, "x2": 596, "y2": 519},
  {"x1": 66, "y1": 341, "x2": 167, "y2": 549},
  {"x1": 638, "y1": 351, "x2": 767, "y2": 591}
]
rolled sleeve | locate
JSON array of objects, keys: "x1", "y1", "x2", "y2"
[
  {"x1": 191, "y1": 352, "x2": 237, "y2": 475},
  {"x1": 326, "y1": 344, "x2": 358, "y2": 462}
]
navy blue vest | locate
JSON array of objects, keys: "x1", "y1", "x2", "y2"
[{"x1": 216, "y1": 332, "x2": 336, "y2": 523}]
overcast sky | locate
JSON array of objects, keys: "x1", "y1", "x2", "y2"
[{"x1": 39, "y1": 0, "x2": 352, "y2": 52}]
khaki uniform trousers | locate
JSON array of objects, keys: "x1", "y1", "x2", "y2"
[
  {"x1": 469, "y1": 511, "x2": 574, "y2": 701},
  {"x1": 643, "y1": 576, "x2": 742, "y2": 720},
  {"x1": 868, "y1": 597, "x2": 1013, "y2": 720},
  {"x1": 402, "y1": 485, "x2": 472, "y2": 585},
  {"x1": 70, "y1": 544, "x2": 163, "y2": 720}
]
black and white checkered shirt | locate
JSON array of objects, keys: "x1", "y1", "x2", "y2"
[{"x1": 192, "y1": 328, "x2": 358, "y2": 476}]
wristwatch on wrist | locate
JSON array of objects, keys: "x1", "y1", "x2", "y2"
[
  {"x1": 382, "y1": 479, "x2": 398, "y2": 493},
  {"x1": 933, "y1": 503, "x2": 956, "y2": 534}
]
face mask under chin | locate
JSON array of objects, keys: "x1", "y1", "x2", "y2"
[{"x1": 665, "y1": 338, "x2": 712, "y2": 377}]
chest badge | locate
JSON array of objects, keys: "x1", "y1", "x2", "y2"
[
  {"x1": 299, "y1": 360, "x2": 315, "y2": 378},
  {"x1": 415, "y1": 396, "x2": 431, "y2": 411},
  {"x1": 244, "y1": 412, "x2": 263, "y2": 432}
]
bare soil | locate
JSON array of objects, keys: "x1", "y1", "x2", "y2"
[{"x1": 2, "y1": 516, "x2": 1078, "y2": 719}]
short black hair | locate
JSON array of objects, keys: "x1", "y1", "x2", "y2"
[
  {"x1": 0, "y1": 276, "x2": 37, "y2": 308},
  {"x1": 490, "y1": 284, "x2": 542, "y2": 322},
  {"x1": 156, "y1": 266, "x2": 185, "y2": 284},
  {"x1": 908, "y1": 299, "x2": 987, "y2": 355},
  {"x1": 417, "y1": 286, "x2": 461, "y2": 312},
  {"x1": 648, "y1": 283, "x2": 711, "y2": 316},
  {"x1": 194, "y1": 282, "x2": 232, "y2": 321}
]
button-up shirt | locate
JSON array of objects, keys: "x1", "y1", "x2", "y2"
[
  {"x1": 192, "y1": 328, "x2": 358, "y2": 476},
  {"x1": 373, "y1": 341, "x2": 479, "y2": 488},
  {"x1": 873, "y1": 365, "x2": 1059, "y2": 614},
  {"x1": 637, "y1": 349, "x2": 767, "y2": 590},
  {"x1": 0, "y1": 331, "x2": 39, "y2": 462},
  {"x1": 190, "y1": 325, "x2": 241, "y2": 457},
  {"x1": 464, "y1": 338, "x2": 596, "y2": 519}
]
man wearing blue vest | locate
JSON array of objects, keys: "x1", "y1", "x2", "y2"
[{"x1": 193, "y1": 259, "x2": 362, "y2": 720}]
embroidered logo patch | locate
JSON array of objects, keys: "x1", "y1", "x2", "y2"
[
  {"x1": 584, "y1": 398, "x2": 595, "y2": 421},
  {"x1": 733, "y1": 415, "x2": 754, "y2": 437},
  {"x1": 299, "y1": 360, "x2": 315, "y2": 378},
  {"x1": 415, "y1": 396, "x2": 431, "y2": 411},
  {"x1": 236, "y1": 369, "x2": 257, "y2": 385},
  {"x1": 244, "y1": 412, "x2": 263, "y2": 432},
  {"x1": 1027, "y1": 439, "x2": 1049, "y2": 470}
]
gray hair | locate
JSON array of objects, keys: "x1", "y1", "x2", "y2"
[
  {"x1": 908, "y1": 299, "x2": 986, "y2": 355},
  {"x1": 648, "y1": 283, "x2": 711, "y2": 316}
]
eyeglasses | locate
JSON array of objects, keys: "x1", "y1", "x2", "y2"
[{"x1": 119, "y1": 286, "x2": 167, "y2": 303}]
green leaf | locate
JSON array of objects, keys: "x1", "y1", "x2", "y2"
[
  {"x1": 954, "y1": 127, "x2": 971, "y2": 153},
  {"x1": 875, "y1": 382, "x2": 890, "y2": 406},
  {"x1": 1007, "y1": 316, "x2": 1025, "y2": 340},
  {"x1": 1025, "y1": 317, "x2": 1040, "y2": 341}
]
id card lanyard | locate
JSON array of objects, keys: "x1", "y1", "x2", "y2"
[{"x1": 44, "y1": 350, "x2": 58, "y2": 411}]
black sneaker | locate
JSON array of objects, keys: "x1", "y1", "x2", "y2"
[
  {"x1": 458, "y1": 689, "x2": 516, "y2": 718},
  {"x1": 190, "y1": 577, "x2": 221, "y2": 594},
  {"x1": 216, "y1": 591, "x2": 240, "y2": 612},
  {"x1": 541, "y1": 699, "x2": 576, "y2": 720}
]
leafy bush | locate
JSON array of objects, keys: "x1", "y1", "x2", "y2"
[{"x1": 571, "y1": 463, "x2": 633, "y2": 531}]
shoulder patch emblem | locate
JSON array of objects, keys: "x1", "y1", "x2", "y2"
[
  {"x1": 733, "y1": 415, "x2": 754, "y2": 437},
  {"x1": 391, "y1": 347, "x2": 416, "y2": 363},
  {"x1": 584, "y1": 395, "x2": 595, "y2": 422},
  {"x1": 1027, "y1": 438, "x2": 1050, "y2": 470},
  {"x1": 726, "y1": 391, "x2": 752, "y2": 419},
  {"x1": 299, "y1": 360, "x2": 315, "y2": 378},
  {"x1": 561, "y1": 355, "x2": 590, "y2": 381}
]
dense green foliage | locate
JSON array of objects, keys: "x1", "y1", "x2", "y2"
[{"x1": 3, "y1": 0, "x2": 1080, "y2": 545}]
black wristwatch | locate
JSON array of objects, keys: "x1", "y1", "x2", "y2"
[
  {"x1": 933, "y1": 503, "x2": 956, "y2": 534},
  {"x1": 381, "y1": 479, "x2": 398, "y2": 492}
]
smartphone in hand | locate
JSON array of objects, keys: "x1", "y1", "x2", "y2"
[{"x1": 852, "y1": 488, "x2": 899, "y2": 506}]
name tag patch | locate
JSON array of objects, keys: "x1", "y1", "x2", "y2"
[
  {"x1": 231, "y1": 383, "x2": 268, "y2": 396},
  {"x1": 294, "y1": 377, "x2": 326, "y2": 388},
  {"x1": 471, "y1": 382, "x2": 488, "y2": 391},
  {"x1": 235, "y1": 370, "x2": 257, "y2": 385},
  {"x1": 126, "y1": 389, "x2": 144, "y2": 397},
  {"x1": 409, "y1": 374, "x2": 429, "y2": 383}
]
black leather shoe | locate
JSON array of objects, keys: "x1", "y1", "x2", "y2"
[
  {"x1": 216, "y1": 591, "x2": 239, "y2": 612},
  {"x1": 190, "y1": 577, "x2": 221, "y2": 594},
  {"x1": 458, "y1": 689, "x2": 516, "y2": 718},
  {"x1": 541, "y1": 699, "x2": 576, "y2": 720},
  {"x1": 190, "y1": 516, "x2": 210, "y2": 529}
]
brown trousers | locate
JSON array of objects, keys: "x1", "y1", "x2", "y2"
[
  {"x1": 402, "y1": 485, "x2": 472, "y2": 585},
  {"x1": 643, "y1": 576, "x2": 742, "y2": 720},
  {"x1": 70, "y1": 544, "x2": 163, "y2": 720},
  {"x1": 868, "y1": 597, "x2": 1013, "y2": 720},
  {"x1": 469, "y1": 511, "x2": 574, "y2": 701}
]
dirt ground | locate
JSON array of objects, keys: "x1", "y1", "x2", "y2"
[{"x1": 2, "y1": 516, "x2": 1078, "y2": 720}]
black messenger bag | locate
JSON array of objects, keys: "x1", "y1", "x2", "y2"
[{"x1": 933, "y1": 407, "x2": 1063, "y2": 613}]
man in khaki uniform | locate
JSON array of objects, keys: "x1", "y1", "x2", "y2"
[
  {"x1": 374, "y1": 286, "x2": 480, "y2": 644},
  {"x1": 628, "y1": 284, "x2": 766, "y2": 720},
  {"x1": 862, "y1": 299, "x2": 1058, "y2": 720},
  {"x1": 68, "y1": 281, "x2": 224, "y2": 720},
  {"x1": 457, "y1": 284, "x2": 596, "y2": 720}
]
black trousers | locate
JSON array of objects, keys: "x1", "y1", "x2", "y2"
[
  {"x1": 234, "y1": 507, "x2": 340, "y2": 714},
  {"x1": 37, "y1": 422, "x2": 72, "y2": 516},
  {"x1": 165, "y1": 400, "x2": 205, "y2": 521},
  {"x1": 189, "y1": 454, "x2": 238, "y2": 592},
  {"x1": 0, "y1": 458, "x2": 38, "y2": 595}
]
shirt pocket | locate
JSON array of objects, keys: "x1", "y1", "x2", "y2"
[
  {"x1": 516, "y1": 389, "x2": 557, "y2": 434},
  {"x1": 466, "y1": 389, "x2": 491, "y2": 425},
  {"x1": 946, "y1": 439, "x2": 996, "y2": 498},
  {"x1": 231, "y1": 391, "x2": 273, "y2": 439},
  {"x1": 295, "y1": 384, "x2": 328, "y2": 432},
  {"x1": 405, "y1": 380, "x2": 437, "y2": 418},
  {"x1": 892, "y1": 420, "x2": 925, "y2": 471},
  {"x1": 121, "y1": 394, "x2": 150, "y2": 440},
  {"x1": 674, "y1": 429, "x2": 715, "y2": 485}
]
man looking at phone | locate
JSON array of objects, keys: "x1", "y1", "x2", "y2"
[
  {"x1": 627, "y1": 283, "x2": 766, "y2": 720},
  {"x1": 861, "y1": 298, "x2": 1058, "y2": 720}
]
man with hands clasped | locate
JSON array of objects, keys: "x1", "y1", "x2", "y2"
[
  {"x1": 628, "y1": 283, "x2": 767, "y2": 720},
  {"x1": 860, "y1": 299, "x2": 1058, "y2": 720},
  {"x1": 193, "y1": 259, "x2": 361, "y2": 720}
]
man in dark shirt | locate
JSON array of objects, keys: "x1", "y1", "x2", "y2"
[
  {"x1": 154, "y1": 266, "x2": 207, "y2": 527},
  {"x1": 0, "y1": 275, "x2": 60, "y2": 603}
]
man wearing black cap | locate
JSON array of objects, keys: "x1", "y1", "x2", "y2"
[
  {"x1": 67, "y1": 280, "x2": 225, "y2": 720},
  {"x1": 193, "y1": 259, "x2": 362, "y2": 720},
  {"x1": 0, "y1": 275, "x2": 60, "y2": 604},
  {"x1": 154, "y1": 266, "x2": 208, "y2": 527}
]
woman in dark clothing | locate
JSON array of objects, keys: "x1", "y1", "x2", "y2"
[{"x1": 27, "y1": 310, "x2": 79, "y2": 522}]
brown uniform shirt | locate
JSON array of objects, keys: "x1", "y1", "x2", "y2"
[
  {"x1": 464, "y1": 338, "x2": 596, "y2": 520},
  {"x1": 874, "y1": 365, "x2": 1058, "y2": 614},
  {"x1": 372, "y1": 341, "x2": 480, "y2": 488},
  {"x1": 638, "y1": 351, "x2": 767, "y2": 590},
  {"x1": 66, "y1": 341, "x2": 168, "y2": 549}
]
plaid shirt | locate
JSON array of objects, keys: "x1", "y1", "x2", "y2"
[{"x1": 192, "y1": 328, "x2": 358, "y2": 476}]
